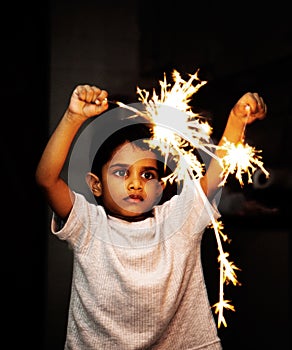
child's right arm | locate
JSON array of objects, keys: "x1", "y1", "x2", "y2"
[
  {"x1": 200, "y1": 92, "x2": 267, "y2": 199},
  {"x1": 35, "y1": 85, "x2": 108, "y2": 219}
]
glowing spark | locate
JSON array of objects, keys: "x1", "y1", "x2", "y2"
[
  {"x1": 218, "y1": 138, "x2": 270, "y2": 187},
  {"x1": 111, "y1": 69, "x2": 268, "y2": 327},
  {"x1": 137, "y1": 69, "x2": 207, "y2": 117},
  {"x1": 208, "y1": 218, "x2": 241, "y2": 328},
  {"x1": 212, "y1": 300, "x2": 236, "y2": 328},
  {"x1": 212, "y1": 220, "x2": 230, "y2": 243}
]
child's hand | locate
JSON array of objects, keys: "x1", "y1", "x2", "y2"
[
  {"x1": 68, "y1": 84, "x2": 109, "y2": 120},
  {"x1": 231, "y1": 92, "x2": 267, "y2": 125}
]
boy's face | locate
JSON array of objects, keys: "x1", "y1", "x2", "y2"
[{"x1": 100, "y1": 142, "x2": 165, "y2": 221}]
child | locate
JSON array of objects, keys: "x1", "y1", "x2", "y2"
[{"x1": 36, "y1": 84, "x2": 267, "y2": 349}]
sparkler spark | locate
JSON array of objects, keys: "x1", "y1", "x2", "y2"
[
  {"x1": 218, "y1": 138, "x2": 270, "y2": 187},
  {"x1": 110, "y1": 69, "x2": 269, "y2": 328}
]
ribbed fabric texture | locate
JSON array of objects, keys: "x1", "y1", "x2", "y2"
[{"x1": 52, "y1": 180, "x2": 222, "y2": 349}]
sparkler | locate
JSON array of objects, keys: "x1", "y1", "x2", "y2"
[
  {"x1": 218, "y1": 138, "x2": 270, "y2": 187},
  {"x1": 107, "y1": 69, "x2": 269, "y2": 328}
]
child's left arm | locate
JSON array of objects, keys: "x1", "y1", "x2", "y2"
[{"x1": 200, "y1": 92, "x2": 267, "y2": 198}]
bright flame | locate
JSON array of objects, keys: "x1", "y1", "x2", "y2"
[
  {"x1": 208, "y1": 218, "x2": 241, "y2": 328},
  {"x1": 219, "y1": 138, "x2": 270, "y2": 187},
  {"x1": 112, "y1": 69, "x2": 269, "y2": 328}
]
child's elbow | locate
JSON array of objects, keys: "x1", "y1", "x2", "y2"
[
  {"x1": 35, "y1": 165, "x2": 54, "y2": 190},
  {"x1": 200, "y1": 176, "x2": 218, "y2": 200}
]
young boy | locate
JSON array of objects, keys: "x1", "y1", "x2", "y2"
[{"x1": 36, "y1": 84, "x2": 267, "y2": 349}]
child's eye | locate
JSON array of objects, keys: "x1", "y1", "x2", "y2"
[
  {"x1": 141, "y1": 172, "x2": 156, "y2": 180},
  {"x1": 114, "y1": 169, "x2": 128, "y2": 177}
]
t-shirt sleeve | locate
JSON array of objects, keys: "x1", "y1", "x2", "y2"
[
  {"x1": 157, "y1": 177, "x2": 221, "y2": 236},
  {"x1": 51, "y1": 192, "x2": 103, "y2": 251},
  {"x1": 51, "y1": 192, "x2": 84, "y2": 240},
  {"x1": 188, "y1": 178, "x2": 221, "y2": 233}
]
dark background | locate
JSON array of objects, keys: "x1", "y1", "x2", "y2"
[{"x1": 3, "y1": 1, "x2": 291, "y2": 349}]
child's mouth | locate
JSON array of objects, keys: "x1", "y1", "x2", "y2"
[{"x1": 125, "y1": 194, "x2": 144, "y2": 203}]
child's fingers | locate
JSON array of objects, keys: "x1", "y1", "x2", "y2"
[
  {"x1": 244, "y1": 93, "x2": 265, "y2": 112},
  {"x1": 95, "y1": 90, "x2": 108, "y2": 105},
  {"x1": 74, "y1": 85, "x2": 108, "y2": 104},
  {"x1": 251, "y1": 94, "x2": 267, "y2": 118},
  {"x1": 233, "y1": 92, "x2": 267, "y2": 125},
  {"x1": 95, "y1": 97, "x2": 108, "y2": 106},
  {"x1": 73, "y1": 85, "x2": 94, "y2": 101},
  {"x1": 243, "y1": 93, "x2": 267, "y2": 122}
]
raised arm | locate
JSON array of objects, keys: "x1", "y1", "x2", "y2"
[
  {"x1": 200, "y1": 92, "x2": 267, "y2": 199},
  {"x1": 35, "y1": 85, "x2": 108, "y2": 219}
]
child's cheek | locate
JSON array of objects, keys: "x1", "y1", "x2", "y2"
[{"x1": 144, "y1": 180, "x2": 164, "y2": 201}]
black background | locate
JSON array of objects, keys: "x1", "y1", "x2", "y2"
[{"x1": 2, "y1": 1, "x2": 291, "y2": 349}]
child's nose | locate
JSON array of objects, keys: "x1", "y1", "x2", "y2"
[{"x1": 128, "y1": 176, "x2": 142, "y2": 190}]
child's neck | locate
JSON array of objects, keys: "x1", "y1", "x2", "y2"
[{"x1": 106, "y1": 209, "x2": 154, "y2": 222}]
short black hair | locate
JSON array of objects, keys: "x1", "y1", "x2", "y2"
[{"x1": 91, "y1": 119, "x2": 153, "y2": 178}]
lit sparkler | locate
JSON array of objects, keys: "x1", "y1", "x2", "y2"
[
  {"x1": 218, "y1": 137, "x2": 270, "y2": 187},
  {"x1": 108, "y1": 69, "x2": 269, "y2": 327}
]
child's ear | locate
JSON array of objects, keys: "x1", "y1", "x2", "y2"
[
  {"x1": 86, "y1": 172, "x2": 102, "y2": 197},
  {"x1": 157, "y1": 179, "x2": 166, "y2": 194},
  {"x1": 160, "y1": 179, "x2": 167, "y2": 190}
]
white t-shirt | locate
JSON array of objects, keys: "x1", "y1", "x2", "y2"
[{"x1": 52, "y1": 179, "x2": 222, "y2": 349}]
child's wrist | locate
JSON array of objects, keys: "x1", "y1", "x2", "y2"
[
  {"x1": 228, "y1": 110, "x2": 246, "y2": 130},
  {"x1": 222, "y1": 112, "x2": 247, "y2": 144},
  {"x1": 65, "y1": 109, "x2": 87, "y2": 125}
]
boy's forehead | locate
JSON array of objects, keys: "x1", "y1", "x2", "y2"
[{"x1": 111, "y1": 141, "x2": 158, "y2": 164}]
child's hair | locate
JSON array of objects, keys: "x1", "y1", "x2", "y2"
[{"x1": 91, "y1": 117, "x2": 179, "y2": 205}]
